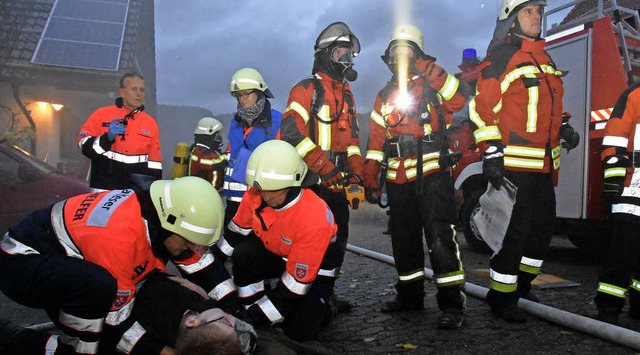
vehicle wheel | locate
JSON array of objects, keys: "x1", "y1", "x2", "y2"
[{"x1": 460, "y1": 187, "x2": 492, "y2": 254}]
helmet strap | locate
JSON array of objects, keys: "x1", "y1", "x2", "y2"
[{"x1": 510, "y1": 13, "x2": 541, "y2": 40}]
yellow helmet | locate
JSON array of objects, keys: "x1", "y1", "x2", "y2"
[
  {"x1": 150, "y1": 176, "x2": 224, "y2": 246},
  {"x1": 499, "y1": 0, "x2": 546, "y2": 20},
  {"x1": 229, "y1": 68, "x2": 274, "y2": 98},
  {"x1": 389, "y1": 24, "x2": 424, "y2": 53},
  {"x1": 245, "y1": 140, "x2": 307, "y2": 191}
]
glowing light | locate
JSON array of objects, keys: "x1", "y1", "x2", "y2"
[
  {"x1": 36, "y1": 101, "x2": 49, "y2": 108},
  {"x1": 51, "y1": 103, "x2": 64, "y2": 111},
  {"x1": 396, "y1": 92, "x2": 413, "y2": 112}
]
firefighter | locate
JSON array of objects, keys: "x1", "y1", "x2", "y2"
[
  {"x1": 78, "y1": 72, "x2": 162, "y2": 191},
  {"x1": 188, "y1": 116, "x2": 227, "y2": 192},
  {"x1": 227, "y1": 140, "x2": 338, "y2": 341},
  {"x1": 0, "y1": 176, "x2": 239, "y2": 354},
  {"x1": 594, "y1": 82, "x2": 640, "y2": 325},
  {"x1": 214, "y1": 68, "x2": 281, "y2": 263},
  {"x1": 363, "y1": 24, "x2": 471, "y2": 329},
  {"x1": 470, "y1": 0, "x2": 578, "y2": 323},
  {"x1": 280, "y1": 21, "x2": 364, "y2": 312}
]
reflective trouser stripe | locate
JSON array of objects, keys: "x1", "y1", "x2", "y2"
[
  {"x1": 398, "y1": 269, "x2": 426, "y2": 283},
  {"x1": 116, "y1": 321, "x2": 146, "y2": 354},
  {"x1": 281, "y1": 272, "x2": 311, "y2": 296},
  {"x1": 434, "y1": 270, "x2": 465, "y2": 287},
  {"x1": 632, "y1": 279, "x2": 640, "y2": 292},
  {"x1": 237, "y1": 280, "x2": 265, "y2": 299},
  {"x1": 597, "y1": 282, "x2": 627, "y2": 298},
  {"x1": 256, "y1": 295, "x2": 284, "y2": 324},
  {"x1": 45, "y1": 335, "x2": 59, "y2": 353},
  {"x1": 209, "y1": 279, "x2": 236, "y2": 301},
  {"x1": 105, "y1": 301, "x2": 133, "y2": 326},
  {"x1": 176, "y1": 250, "x2": 214, "y2": 274},
  {"x1": 490, "y1": 268, "x2": 518, "y2": 293},
  {"x1": 216, "y1": 237, "x2": 234, "y2": 257},
  {"x1": 519, "y1": 256, "x2": 543, "y2": 275},
  {"x1": 318, "y1": 267, "x2": 338, "y2": 278}
]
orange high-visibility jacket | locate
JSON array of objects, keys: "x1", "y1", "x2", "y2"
[{"x1": 470, "y1": 39, "x2": 565, "y2": 175}]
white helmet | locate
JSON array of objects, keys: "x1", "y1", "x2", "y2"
[
  {"x1": 389, "y1": 24, "x2": 424, "y2": 53},
  {"x1": 499, "y1": 0, "x2": 546, "y2": 20},
  {"x1": 245, "y1": 140, "x2": 307, "y2": 191},
  {"x1": 194, "y1": 117, "x2": 222, "y2": 136}
]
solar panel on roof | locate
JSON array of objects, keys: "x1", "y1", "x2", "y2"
[{"x1": 31, "y1": 0, "x2": 130, "y2": 71}]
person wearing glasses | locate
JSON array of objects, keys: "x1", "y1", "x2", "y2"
[{"x1": 212, "y1": 68, "x2": 282, "y2": 271}]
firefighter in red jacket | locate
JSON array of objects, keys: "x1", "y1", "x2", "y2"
[
  {"x1": 188, "y1": 116, "x2": 227, "y2": 192},
  {"x1": 0, "y1": 176, "x2": 232, "y2": 354},
  {"x1": 470, "y1": 0, "x2": 578, "y2": 323},
  {"x1": 594, "y1": 82, "x2": 640, "y2": 325},
  {"x1": 78, "y1": 72, "x2": 162, "y2": 191},
  {"x1": 227, "y1": 140, "x2": 338, "y2": 341},
  {"x1": 280, "y1": 22, "x2": 364, "y2": 311},
  {"x1": 363, "y1": 24, "x2": 471, "y2": 329}
]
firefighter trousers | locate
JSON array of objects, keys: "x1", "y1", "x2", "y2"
[
  {"x1": 386, "y1": 171, "x2": 465, "y2": 312},
  {"x1": 309, "y1": 186, "x2": 350, "y2": 270},
  {"x1": 595, "y1": 217, "x2": 640, "y2": 315},
  {"x1": 0, "y1": 252, "x2": 118, "y2": 354},
  {"x1": 487, "y1": 171, "x2": 555, "y2": 309},
  {"x1": 232, "y1": 236, "x2": 334, "y2": 341}
]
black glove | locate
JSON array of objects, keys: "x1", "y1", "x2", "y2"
[
  {"x1": 243, "y1": 304, "x2": 269, "y2": 328},
  {"x1": 559, "y1": 113, "x2": 580, "y2": 152},
  {"x1": 218, "y1": 295, "x2": 246, "y2": 320},
  {"x1": 602, "y1": 154, "x2": 629, "y2": 204},
  {"x1": 483, "y1": 141, "x2": 505, "y2": 190}
]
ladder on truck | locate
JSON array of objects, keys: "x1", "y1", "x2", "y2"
[{"x1": 544, "y1": 0, "x2": 640, "y2": 85}]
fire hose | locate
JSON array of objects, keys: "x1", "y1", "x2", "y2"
[{"x1": 346, "y1": 243, "x2": 640, "y2": 351}]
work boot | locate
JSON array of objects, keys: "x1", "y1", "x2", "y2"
[
  {"x1": 491, "y1": 305, "x2": 527, "y2": 323},
  {"x1": 381, "y1": 295, "x2": 424, "y2": 313},
  {"x1": 437, "y1": 311, "x2": 464, "y2": 329},
  {"x1": 517, "y1": 272, "x2": 539, "y2": 302},
  {"x1": 331, "y1": 293, "x2": 353, "y2": 313},
  {"x1": 0, "y1": 319, "x2": 22, "y2": 350},
  {"x1": 595, "y1": 311, "x2": 619, "y2": 325}
]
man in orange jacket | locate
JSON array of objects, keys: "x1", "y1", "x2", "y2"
[
  {"x1": 78, "y1": 72, "x2": 162, "y2": 191},
  {"x1": 363, "y1": 24, "x2": 471, "y2": 329},
  {"x1": 0, "y1": 176, "x2": 235, "y2": 354},
  {"x1": 470, "y1": 0, "x2": 577, "y2": 323}
]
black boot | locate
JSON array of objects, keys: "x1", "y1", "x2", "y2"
[
  {"x1": 437, "y1": 311, "x2": 464, "y2": 329},
  {"x1": 487, "y1": 289, "x2": 527, "y2": 323},
  {"x1": 381, "y1": 282, "x2": 424, "y2": 313},
  {"x1": 595, "y1": 310, "x2": 620, "y2": 325},
  {"x1": 517, "y1": 271, "x2": 539, "y2": 303}
]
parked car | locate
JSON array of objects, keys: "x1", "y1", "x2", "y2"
[{"x1": 0, "y1": 143, "x2": 90, "y2": 234}]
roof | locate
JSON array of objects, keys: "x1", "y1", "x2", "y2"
[
  {"x1": 0, "y1": 0, "x2": 143, "y2": 91},
  {"x1": 559, "y1": 0, "x2": 640, "y2": 26}
]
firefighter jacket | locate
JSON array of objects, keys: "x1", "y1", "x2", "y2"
[
  {"x1": 281, "y1": 71, "x2": 364, "y2": 189},
  {"x1": 78, "y1": 105, "x2": 162, "y2": 190},
  {"x1": 365, "y1": 61, "x2": 468, "y2": 184},
  {"x1": 469, "y1": 38, "x2": 565, "y2": 176},
  {"x1": 223, "y1": 101, "x2": 282, "y2": 202},
  {"x1": 602, "y1": 82, "x2": 640, "y2": 217},
  {"x1": 228, "y1": 188, "x2": 337, "y2": 324},
  {"x1": 188, "y1": 143, "x2": 226, "y2": 191},
  {"x1": 0, "y1": 189, "x2": 227, "y2": 354}
]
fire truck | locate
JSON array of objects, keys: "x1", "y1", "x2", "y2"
[{"x1": 452, "y1": 0, "x2": 640, "y2": 254}]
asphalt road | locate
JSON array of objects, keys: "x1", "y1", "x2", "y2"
[{"x1": 2, "y1": 202, "x2": 639, "y2": 354}]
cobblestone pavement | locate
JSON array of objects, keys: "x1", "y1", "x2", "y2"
[{"x1": 315, "y1": 203, "x2": 639, "y2": 355}]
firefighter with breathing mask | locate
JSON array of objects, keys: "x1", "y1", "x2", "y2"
[
  {"x1": 363, "y1": 23, "x2": 472, "y2": 329},
  {"x1": 188, "y1": 116, "x2": 227, "y2": 192},
  {"x1": 281, "y1": 21, "x2": 364, "y2": 314}
]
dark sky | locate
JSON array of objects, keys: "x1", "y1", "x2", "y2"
[{"x1": 154, "y1": 0, "x2": 573, "y2": 116}]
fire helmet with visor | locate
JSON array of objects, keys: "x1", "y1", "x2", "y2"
[
  {"x1": 499, "y1": 0, "x2": 546, "y2": 20},
  {"x1": 383, "y1": 23, "x2": 426, "y2": 71},
  {"x1": 150, "y1": 176, "x2": 224, "y2": 246},
  {"x1": 245, "y1": 140, "x2": 308, "y2": 191},
  {"x1": 194, "y1": 117, "x2": 222, "y2": 136},
  {"x1": 229, "y1": 68, "x2": 274, "y2": 98},
  {"x1": 314, "y1": 22, "x2": 360, "y2": 82},
  {"x1": 487, "y1": 0, "x2": 547, "y2": 55}
]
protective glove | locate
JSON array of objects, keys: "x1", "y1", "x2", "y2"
[
  {"x1": 322, "y1": 167, "x2": 344, "y2": 187},
  {"x1": 483, "y1": 141, "x2": 505, "y2": 190},
  {"x1": 363, "y1": 159, "x2": 382, "y2": 204},
  {"x1": 414, "y1": 58, "x2": 434, "y2": 74},
  {"x1": 243, "y1": 304, "x2": 269, "y2": 328},
  {"x1": 559, "y1": 112, "x2": 579, "y2": 152},
  {"x1": 347, "y1": 154, "x2": 364, "y2": 183},
  {"x1": 107, "y1": 118, "x2": 126, "y2": 141},
  {"x1": 602, "y1": 154, "x2": 629, "y2": 205}
]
